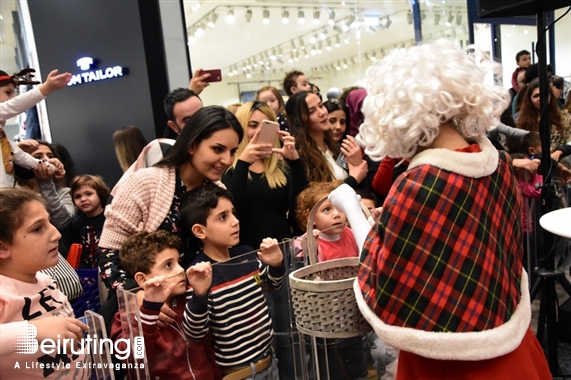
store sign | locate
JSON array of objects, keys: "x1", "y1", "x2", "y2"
[{"x1": 68, "y1": 57, "x2": 126, "y2": 86}]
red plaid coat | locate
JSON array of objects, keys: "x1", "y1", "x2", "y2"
[{"x1": 356, "y1": 138, "x2": 532, "y2": 361}]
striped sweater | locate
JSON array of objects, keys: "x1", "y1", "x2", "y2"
[{"x1": 182, "y1": 246, "x2": 285, "y2": 367}]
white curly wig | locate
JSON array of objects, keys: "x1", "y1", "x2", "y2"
[{"x1": 359, "y1": 39, "x2": 509, "y2": 161}]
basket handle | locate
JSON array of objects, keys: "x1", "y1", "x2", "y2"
[{"x1": 305, "y1": 195, "x2": 372, "y2": 266}]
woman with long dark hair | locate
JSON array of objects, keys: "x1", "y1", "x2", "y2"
[{"x1": 97, "y1": 106, "x2": 243, "y2": 292}]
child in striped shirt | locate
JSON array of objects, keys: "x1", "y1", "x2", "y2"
[{"x1": 180, "y1": 183, "x2": 285, "y2": 380}]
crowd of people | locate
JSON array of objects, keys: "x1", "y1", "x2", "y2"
[{"x1": 1, "y1": 37, "x2": 570, "y2": 380}]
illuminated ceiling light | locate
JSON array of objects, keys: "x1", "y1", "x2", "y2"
[
  {"x1": 445, "y1": 12, "x2": 454, "y2": 26},
  {"x1": 317, "y1": 41, "x2": 323, "y2": 54},
  {"x1": 334, "y1": 36, "x2": 341, "y2": 48},
  {"x1": 346, "y1": 13, "x2": 356, "y2": 27},
  {"x1": 190, "y1": 1, "x2": 201, "y2": 12},
  {"x1": 310, "y1": 46, "x2": 317, "y2": 55},
  {"x1": 187, "y1": 34, "x2": 197, "y2": 45},
  {"x1": 246, "y1": 60, "x2": 252, "y2": 69},
  {"x1": 194, "y1": 23, "x2": 205, "y2": 38},
  {"x1": 207, "y1": 12, "x2": 218, "y2": 28},
  {"x1": 232, "y1": 67, "x2": 238, "y2": 75},
  {"x1": 355, "y1": 28, "x2": 361, "y2": 40},
  {"x1": 228, "y1": 71, "x2": 234, "y2": 77},
  {"x1": 434, "y1": 12, "x2": 441, "y2": 25},
  {"x1": 263, "y1": 8, "x2": 270, "y2": 25},
  {"x1": 384, "y1": 16, "x2": 392, "y2": 29},
  {"x1": 294, "y1": 52, "x2": 300, "y2": 61},
  {"x1": 407, "y1": 10, "x2": 413, "y2": 24},
  {"x1": 226, "y1": 7, "x2": 235, "y2": 24},
  {"x1": 456, "y1": 12, "x2": 462, "y2": 25},
  {"x1": 288, "y1": 53, "x2": 294, "y2": 63},
  {"x1": 298, "y1": 37, "x2": 305, "y2": 49},
  {"x1": 326, "y1": 39, "x2": 332, "y2": 51},
  {"x1": 335, "y1": 62, "x2": 341, "y2": 70},
  {"x1": 344, "y1": 32, "x2": 350, "y2": 44},
  {"x1": 303, "y1": 48, "x2": 309, "y2": 58},
  {"x1": 327, "y1": 9, "x2": 336, "y2": 25},
  {"x1": 370, "y1": 52, "x2": 377, "y2": 61},
  {"x1": 342, "y1": 59, "x2": 348, "y2": 69},
  {"x1": 269, "y1": 49, "x2": 277, "y2": 60},
  {"x1": 291, "y1": 40, "x2": 297, "y2": 52},
  {"x1": 319, "y1": 29, "x2": 327, "y2": 40},
  {"x1": 298, "y1": 8, "x2": 305, "y2": 24},
  {"x1": 282, "y1": 8, "x2": 289, "y2": 24},
  {"x1": 246, "y1": 72, "x2": 252, "y2": 78},
  {"x1": 258, "y1": 55, "x2": 265, "y2": 65},
  {"x1": 245, "y1": 7, "x2": 253, "y2": 23},
  {"x1": 313, "y1": 8, "x2": 320, "y2": 25},
  {"x1": 310, "y1": 33, "x2": 318, "y2": 44}
]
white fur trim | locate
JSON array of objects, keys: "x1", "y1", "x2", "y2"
[
  {"x1": 354, "y1": 270, "x2": 531, "y2": 361},
  {"x1": 407, "y1": 136, "x2": 499, "y2": 178}
]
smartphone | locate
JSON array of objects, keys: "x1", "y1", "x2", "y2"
[
  {"x1": 198, "y1": 69, "x2": 222, "y2": 82},
  {"x1": 257, "y1": 120, "x2": 279, "y2": 145},
  {"x1": 336, "y1": 152, "x2": 349, "y2": 171}
]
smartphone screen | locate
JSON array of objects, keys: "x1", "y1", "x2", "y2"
[
  {"x1": 198, "y1": 69, "x2": 222, "y2": 82},
  {"x1": 257, "y1": 120, "x2": 279, "y2": 145}
]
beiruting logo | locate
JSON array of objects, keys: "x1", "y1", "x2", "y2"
[
  {"x1": 15, "y1": 323, "x2": 143, "y2": 360},
  {"x1": 68, "y1": 56, "x2": 125, "y2": 86}
]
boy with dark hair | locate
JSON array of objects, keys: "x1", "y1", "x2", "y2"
[
  {"x1": 282, "y1": 70, "x2": 311, "y2": 96},
  {"x1": 511, "y1": 50, "x2": 531, "y2": 92},
  {"x1": 180, "y1": 183, "x2": 284, "y2": 380},
  {"x1": 110, "y1": 230, "x2": 222, "y2": 380}
]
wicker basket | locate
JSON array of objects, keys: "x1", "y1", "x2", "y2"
[{"x1": 289, "y1": 196, "x2": 372, "y2": 338}]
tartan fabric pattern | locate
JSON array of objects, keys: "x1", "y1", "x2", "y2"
[{"x1": 358, "y1": 152, "x2": 523, "y2": 333}]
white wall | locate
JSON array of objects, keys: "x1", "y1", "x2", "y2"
[{"x1": 554, "y1": 7, "x2": 571, "y2": 80}]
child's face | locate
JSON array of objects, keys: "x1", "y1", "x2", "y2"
[
  {"x1": 201, "y1": 197, "x2": 240, "y2": 248},
  {"x1": 293, "y1": 75, "x2": 311, "y2": 93},
  {"x1": 143, "y1": 248, "x2": 187, "y2": 296},
  {"x1": 0, "y1": 83, "x2": 15, "y2": 103},
  {"x1": 1, "y1": 200, "x2": 61, "y2": 282},
  {"x1": 313, "y1": 199, "x2": 347, "y2": 235},
  {"x1": 73, "y1": 185, "x2": 103, "y2": 217},
  {"x1": 360, "y1": 198, "x2": 376, "y2": 212},
  {"x1": 518, "y1": 54, "x2": 531, "y2": 68},
  {"x1": 258, "y1": 90, "x2": 280, "y2": 113}
]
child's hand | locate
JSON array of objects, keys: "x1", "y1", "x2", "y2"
[
  {"x1": 47, "y1": 158, "x2": 66, "y2": 179},
  {"x1": 371, "y1": 207, "x2": 383, "y2": 221},
  {"x1": 17, "y1": 139, "x2": 40, "y2": 154},
  {"x1": 239, "y1": 128, "x2": 273, "y2": 164},
  {"x1": 39, "y1": 69, "x2": 72, "y2": 96},
  {"x1": 258, "y1": 238, "x2": 283, "y2": 267},
  {"x1": 142, "y1": 275, "x2": 176, "y2": 304},
  {"x1": 186, "y1": 262, "x2": 212, "y2": 297},
  {"x1": 30, "y1": 317, "x2": 87, "y2": 351},
  {"x1": 272, "y1": 131, "x2": 299, "y2": 160}
]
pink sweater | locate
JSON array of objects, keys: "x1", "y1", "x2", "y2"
[
  {"x1": 0, "y1": 272, "x2": 90, "y2": 379},
  {"x1": 317, "y1": 226, "x2": 359, "y2": 262}
]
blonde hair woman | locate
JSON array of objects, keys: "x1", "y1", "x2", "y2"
[{"x1": 221, "y1": 100, "x2": 307, "y2": 247}]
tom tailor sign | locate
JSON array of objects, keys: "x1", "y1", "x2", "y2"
[{"x1": 68, "y1": 57, "x2": 127, "y2": 86}]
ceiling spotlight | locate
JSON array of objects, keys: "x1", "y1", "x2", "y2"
[
  {"x1": 342, "y1": 60, "x2": 348, "y2": 69},
  {"x1": 194, "y1": 23, "x2": 205, "y2": 38},
  {"x1": 334, "y1": 36, "x2": 341, "y2": 48},
  {"x1": 370, "y1": 52, "x2": 376, "y2": 61},
  {"x1": 364, "y1": 52, "x2": 370, "y2": 61},
  {"x1": 407, "y1": 10, "x2": 413, "y2": 25},
  {"x1": 310, "y1": 46, "x2": 317, "y2": 55},
  {"x1": 226, "y1": 7, "x2": 235, "y2": 24},
  {"x1": 327, "y1": 9, "x2": 336, "y2": 25},
  {"x1": 335, "y1": 62, "x2": 341, "y2": 70},
  {"x1": 258, "y1": 55, "x2": 265, "y2": 65},
  {"x1": 288, "y1": 53, "x2": 294, "y2": 63},
  {"x1": 245, "y1": 7, "x2": 253, "y2": 23},
  {"x1": 421, "y1": 11, "x2": 426, "y2": 20},
  {"x1": 303, "y1": 48, "x2": 309, "y2": 58},
  {"x1": 310, "y1": 33, "x2": 318, "y2": 44},
  {"x1": 207, "y1": 12, "x2": 218, "y2": 28},
  {"x1": 282, "y1": 8, "x2": 289, "y2": 24},
  {"x1": 298, "y1": 37, "x2": 305, "y2": 49},
  {"x1": 291, "y1": 40, "x2": 297, "y2": 52},
  {"x1": 384, "y1": 16, "x2": 392, "y2": 29},
  {"x1": 313, "y1": 8, "x2": 320, "y2": 25},
  {"x1": 298, "y1": 8, "x2": 305, "y2": 24},
  {"x1": 262, "y1": 8, "x2": 270, "y2": 24},
  {"x1": 187, "y1": 34, "x2": 196, "y2": 45},
  {"x1": 294, "y1": 52, "x2": 300, "y2": 61},
  {"x1": 319, "y1": 29, "x2": 327, "y2": 40},
  {"x1": 346, "y1": 13, "x2": 356, "y2": 27},
  {"x1": 326, "y1": 39, "x2": 332, "y2": 51},
  {"x1": 317, "y1": 41, "x2": 323, "y2": 54},
  {"x1": 445, "y1": 12, "x2": 454, "y2": 26},
  {"x1": 350, "y1": 57, "x2": 356, "y2": 65},
  {"x1": 434, "y1": 12, "x2": 441, "y2": 25},
  {"x1": 344, "y1": 32, "x2": 351, "y2": 44},
  {"x1": 270, "y1": 49, "x2": 277, "y2": 60},
  {"x1": 246, "y1": 72, "x2": 252, "y2": 79},
  {"x1": 456, "y1": 12, "x2": 462, "y2": 25}
]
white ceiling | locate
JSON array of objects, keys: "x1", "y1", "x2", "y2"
[
  {"x1": 0, "y1": 0, "x2": 18, "y2": 75},
  {"x1": 182, "y1": 0, "x2": 469, "y2": 80}
]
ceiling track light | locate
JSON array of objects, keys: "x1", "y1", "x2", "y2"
[
  {"x1": 445, "y1": 12, "x2": 454, "y2": 26},
  {"x1": 456, "y1": 12, "x2": 462, "y2": 25},
  {"x1": 313, "y1": 8, "x2": 320, "y2": 25},
  {"x1": 310, "y1": 33, "x2": 318, "y2": 44},
  {"x1": 327, "y1": 8, "x2": 335, "y2": 25},
  {"x1": 334, "y1": 36, "x2": 341, "y2": 48},
  {"x1": 407, "y1": 10, "x2": 413, "y2": 25},
  {"x1": 207, "y1": 12, "x2": 218, "y2": 28},
  {"x1": 282, "y1": 8, "x2": 289, "y2": 24},
  {"x1": 245, "y1": 7, "x2": 253, "y2": 23},
  {"x1": 319, "y1": 29, "x2": 327, "y2": 40},
  {"x1": 326, "y1": 39, "x2": 332, "y2": 51},
  {"x1": 226, "y1": 7, "x2": 235, "y2": 24},
  {"x1": 298, "y1": 8, "x2": 305, "y2": 24},
  {"x1": 298, "y1": 37, "x2": 305, "y2": 49},
  {"x1": 291, "y1": 40, "x2": 297, "y2": 52},
  {"x1": 263, "y1": 8, "x2": 270, "y2": 25},
  {"x1": 434, "y1": 12, "x2": 441, "y2": 25},
  {"x1": 384, "y1": 16, "x2": 392, "y2": 29}
]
